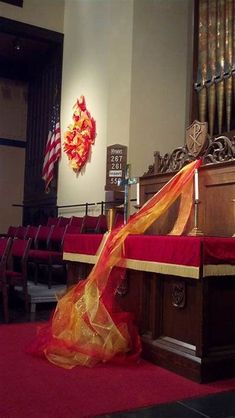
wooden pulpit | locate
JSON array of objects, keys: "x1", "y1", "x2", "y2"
[
  {"x1": 140, "y1": 160, "x2": 235, "y2": 237},
  {"x1": 64, "y1": 124, "x2": 235, "y2": 383}
]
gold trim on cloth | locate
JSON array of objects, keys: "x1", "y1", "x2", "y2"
[
  {"x1": 63, "y1": 233, "x2": 110, "y2": 264},
  {"x1": 63, "y1": 252, "x2": 200, "y2": 279},
  {"x1": 168, "y1": 182, "x2": 193, "y2": 235},
  {"x1": 123, "y1": 261, "x2": 235, "y2": 279},
  {"x1": 123, "y1": 259, "x2": 200, "y2": 279},
  {"x1": 203, "y1": 264, "x2": 235, "y2": 277},
  {"x1": 63, "y1": 252, "x2": 98, "y2": 264},
  {"x1": 63, "y1": 235, "x2": 235, "y2": 280}
]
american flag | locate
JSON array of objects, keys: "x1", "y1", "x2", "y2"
[{"x1": 42, "y1": 104, "x2": 61, "y2": 192}]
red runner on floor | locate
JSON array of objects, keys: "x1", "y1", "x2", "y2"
[{"x1": 1, "y1": 322, "x2": 235, "y2": 418}]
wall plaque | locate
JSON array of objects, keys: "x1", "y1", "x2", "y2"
[{"x1": 105, "y1": 144, "x2": 127, "y2": 191}]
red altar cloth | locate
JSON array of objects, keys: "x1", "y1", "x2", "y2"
[
  {"x1": 64, "y1": 233, "x2": 103, "y2": 255},
  {"x1": 202, "y1": 236, "x2": 235, "y2": 265},
  {"x1": 123, "y1": 235, "x2": 201, "y2": 267},
  {"x1": 63, "y1": 234, "x2": 235, "y2": 279}
]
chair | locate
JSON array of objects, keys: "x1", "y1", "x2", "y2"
[
  {"x1": 5, "y1": 238, "x2": 32, "y2": 314},
  {"x1": 47, "y1": 217, "x2": 60, "y2": 227},
  {"x1": 95, "y1": 214, "x2": 107, "y2": 234},
  {"x1": 80, "y1": 215, "x2": 100, "y2": 233},
  {"x1": 28, "y1": 226, "x2": 66, "y2": 288},
  {"x1": 28, "y1": 225, "x2": 52, "y2": 285},
  {"x1": 14, "y1": 225, "x2": 27, "y2": 239},
  {"x1": 0, "y1": 238, "x2": 12, "y2": 322},
  {"x1": 65, "y1": 225, "x2": 83, "y2": 235},
  {"x1": 114, "y1": 212, "x2": 124, "y2": 228},
  {"x1": 57, "y1": 216, "x2": 71, "y2": 226},
  {"x1": 6, "y1": 225, "x2": 18, "y2": 238},
  {"x1": 34, "y1": 225, "x2": 53, "y2": 250},
  {"x1": 24, "y1": 225, "x2": 39, "y2": 249},
  {"x1": 69, "y1": 216, "x2": 84, "y2": 230},
  {"x1": 24, "y1": 225, "x2": 39, "y2": 280}
]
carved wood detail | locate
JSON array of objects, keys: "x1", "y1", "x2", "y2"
[
  {"x1": 144, "y1": 132, "x2": 235, "y2": 176},
  {"x1": 172, "y1": 281, "x2": 186, "y2": 308}
]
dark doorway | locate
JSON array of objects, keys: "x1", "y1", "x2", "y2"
[{"x1": 0, "y1": 17, "x2": 64, "y2": 226}]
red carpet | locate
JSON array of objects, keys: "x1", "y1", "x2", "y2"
[{"x1": 1, "y1": 323, "x2": 235, "y2": 418}]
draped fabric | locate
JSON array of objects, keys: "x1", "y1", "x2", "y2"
[{"x1": 28, "y1": 159, "x2": 202, "y2": 369}]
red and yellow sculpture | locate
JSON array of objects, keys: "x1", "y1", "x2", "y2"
[
  {"x1": 29, "y1": 159, "x2": 202, "y2": 369},
  {"x1": 63, "y1": 96, "x2": 96, "y2": 172}
]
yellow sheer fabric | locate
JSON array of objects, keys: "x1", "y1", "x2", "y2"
[
  {"x1": 169, "y1": 181, "x2": 193, "y2": 235},
  {"x1": 31, "y1": 159, "x2": 201, "y2": 369}
]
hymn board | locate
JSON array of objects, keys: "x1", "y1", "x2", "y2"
[{"x1": 105, "y1": 144, "x2": 127, "y2": 191}]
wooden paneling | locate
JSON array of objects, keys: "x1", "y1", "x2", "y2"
[
  {"x1": 121, "y1": 270, "x2": 235, "y2": 382},
  {"x1": 207, "y1": 277, "x2": 235, "y2": 347},
  {"x1": 0, "y1": 17, "x2": 64, "y2": 226},
  {"x1": 24, "y1": 47, "x2": 63, "y2": 226},
  {"x1": 140, "y1": 160, "x2": 235, "y2": 237},
  {"x1": 199, "y1": 163, "x2": 235, "y2": 236},
  {"x1": 161, "y1": 276, "x2": 200, "y2": 346},
  {"x1": 66, "y1": 253, "x2": 235, "y2": 382}
]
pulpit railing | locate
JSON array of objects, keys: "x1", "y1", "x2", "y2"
[{"x1": 12, "y1": 198, "x2": 130, "y2": 226}]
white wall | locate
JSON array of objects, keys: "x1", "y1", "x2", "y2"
[
  {"x1": 1, "y1": 0, "x2": 65, "y2": 32},
  {"x1": 106, "y1": 0, "x2": 133, "y2": 149},
  {"x1": 58, "y1": 0, "x2": 193, "y2": 216},
  {"x1": 129, "y1": 0, "x2": 193, "y2": 178},
  {"x1": 57, "y1": 0, "x2": 134, "y2": 216},
  {"x1": 1, "y1": 0, "x2": 193, "y2": 222}
]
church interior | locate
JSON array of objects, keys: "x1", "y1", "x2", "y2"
[{"x1": 1, "y1": 0, "x2": 235, "y2": 417}]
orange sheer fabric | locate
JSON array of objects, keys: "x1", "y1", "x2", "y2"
[{"x1": 29, "y1": 159, "x2": 202, "y2": 369}]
